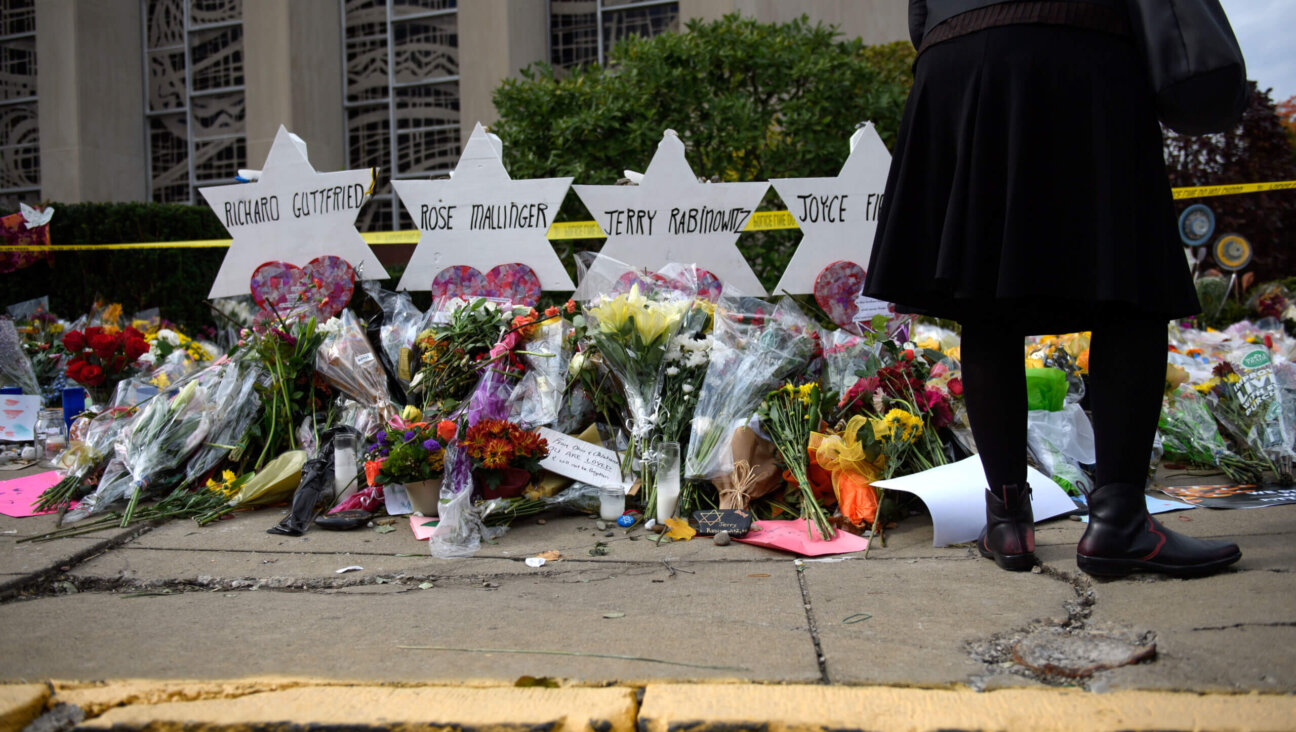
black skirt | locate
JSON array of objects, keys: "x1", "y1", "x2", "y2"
[{"x1": 863, "y1": 22, "x2": 1201, "y2": 334}]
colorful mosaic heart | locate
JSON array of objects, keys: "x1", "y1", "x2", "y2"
[
  {"x1": 430, "y1": 263, "x2": 542, "y2": 307},
  {"x1": 813, "y1": 260, "x2": 893, "y2": 335},
  {"x1": 249, "y1": 256, "x2": 355, "y2": 319}
]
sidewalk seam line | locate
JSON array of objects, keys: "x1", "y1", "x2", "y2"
[{"x1": 795, "y1": 561, "x2": 831, "y2": 684}]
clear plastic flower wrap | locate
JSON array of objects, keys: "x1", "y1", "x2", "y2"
[
  {"x1": 1203, "y1": 344, "x2": 1295, "y2": 481},
  {"x1": 686, "y1": 292, "x2": 817, "y2": 480},
  {"x1": 822, "y1": 329, "x2": 876, "y2": 399},
  {"x1": 578, "y1": 255, "x2": 694, "y2": 455},
  {"x1": 36, "y1": 405, "x2": 138, "y2": 514},
  {"x1": 315, "y1": 309, "x2": 398, "y2": 423},
  {"x1": 1159, "y1": 385, "x2": 1265, "y2": 484},
  {"x1": 507, "y1": 316, "x2": 566, "y2": 428},
  {"x1": 64, "y1": 365, "x2": 218, "y2": 523},
  {"x1": 428, "y1": 444, "x2": 507, "y2": 558},
  {"x1": 183, "y1": 359, "x2": 263, "y2": 487},
  {"x1": 0, "y1": 316, "x2": 40, "y2": 396},
  {"x1": 361, "y1": 281, "x2": 426, "y2": 391}
]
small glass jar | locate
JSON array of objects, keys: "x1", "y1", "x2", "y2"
[
  {"x1": 35, "y1": 408, "x2": 68, "y2": 464},
  {"x1": 598, "y1": 485, "x2": 626, "y2": 521}
]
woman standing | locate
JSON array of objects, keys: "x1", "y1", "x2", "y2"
[{"x1": 864, "y1": 0, "x2": 1241, "y2": 577}]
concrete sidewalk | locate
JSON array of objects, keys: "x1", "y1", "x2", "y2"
[{"x1": 1, "y1": 463, "x2": 1293, "y2": 730}]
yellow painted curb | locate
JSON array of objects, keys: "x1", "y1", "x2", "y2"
[
  {"x1": 639, "y1": 684, "x2": 1296, "y2": 732},
  {"x1": 0, "y1": 684, "x2": 48, "y2": 732},
  {"x1": 78, "y1": 685, "x2": 637, "y2": 732}
]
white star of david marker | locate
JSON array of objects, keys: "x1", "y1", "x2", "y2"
[
  {"x1": 201, "y1": 125, "x2": 389, "y2": 298},
  {"x1": 394, "y1": 123, "x2": 575, "y2": 291},
  {"x1": 770, "y1": 123, "x2": 892, "y2": 294},
  {"x1": 572, "y1": 130, "x2": 770, "y2": 298}
]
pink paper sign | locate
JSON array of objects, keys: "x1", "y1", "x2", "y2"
[
  {"x1": 0, "y1": 470, "x2": 67, "y2": 518},
  {"x1": 409, "y1": 515, "x2": 439, "y2": 540},
  {"x1": 733, "y1": 519, "x2": 870, "y2": 557}
]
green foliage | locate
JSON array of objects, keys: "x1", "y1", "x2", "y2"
[
  {"x1": 3, "y1": 202, "x2": 228, "y2": 331},
  {"x1": 492, "y1": 14, "x2": 915, "y2": 291}
]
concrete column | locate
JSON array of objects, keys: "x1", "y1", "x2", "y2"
[
  {"x1": 680, "y1": 0, "x2": 907, "y2": 46},
  {"x1": 35, "y1": 0, "x2": 147, "y2": 203},
  {"x1": 457, "y1": 0, "x2": 548, "y2": 139},
  {"x1": 242, "y1": 0, "x2": 345, "y2": 170}
]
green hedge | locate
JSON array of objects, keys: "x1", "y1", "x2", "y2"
[{"x1": 4, "y1": 202, "x2": 228, "y2": 330}]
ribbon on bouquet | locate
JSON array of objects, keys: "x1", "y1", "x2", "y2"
[{"x1": 809, "y1": 415, "x2": 883, "y2": 526}]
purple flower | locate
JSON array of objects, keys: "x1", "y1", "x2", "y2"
[
  {"x1": 404, "y1": 430, "x2": 416, "y2": 442},
  {"x1": 422, "y1": 439, "x2": 441, "y2": 452},
  {"x1": 376, "y1": 430, "x2": 387, "y2": 443}
]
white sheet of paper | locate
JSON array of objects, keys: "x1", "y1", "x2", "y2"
[
  {"x1": 871, "y1": 455, "x2": 1077, "y2": 546},
  {"x1": 383, "y1": 484, "x2": 414, "y2": 515},
  {"x1": 0, "y1": 394, "x2": 40, "y2": 442},
  {"x1": 537, "y1": 427, "x2": 632, "y2": 492}
]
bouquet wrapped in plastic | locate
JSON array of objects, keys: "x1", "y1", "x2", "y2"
[
  {"x1": 362, "y1": 281, "x2": 427, "y2": 393},
  {"x1": 507, "y1": 312, "x2": 567, "y2": 428},
  {"x1": 36, "y1": 405, "x2": 137, "y2": 514},
  {"x1": 183, "y1": 359, "x2": 263, "y2": 488},
  {"x1": 1159, "y1": 385, "x2": 1264, "y2": 484},
  {"x1": 316, "y1": 309, "x2": 398, "y2": 424},
  {"x1": 686, "y1": 292, "x2": 816, "y2": 481},
  {"x1": 0, "y1": 316, "x2": 40, "y2": 396},
  {"x1": 1200, "y1": 345, "x2": 1295, "y2": 482}
]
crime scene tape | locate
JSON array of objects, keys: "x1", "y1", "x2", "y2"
[{"x1": 4, "y1": 181, "x2": 1291, "y2": 251}]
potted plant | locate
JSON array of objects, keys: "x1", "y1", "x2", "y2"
[
  {"x1": 460, "y1": 418, "x2": 549, "y2": 500},
  {"x1": 363, "y1": 419, "x2": 455, "y2": 515}
]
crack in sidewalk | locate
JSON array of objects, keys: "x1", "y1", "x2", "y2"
[{"x1": 794, "y1": 559, "x2": 830, "y2": 684}]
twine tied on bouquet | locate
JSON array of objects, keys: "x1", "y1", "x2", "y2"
[{"x1": 718, "y1": 459, "x2": 761, "y2": 510}]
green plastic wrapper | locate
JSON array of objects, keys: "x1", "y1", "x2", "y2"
[
  {"x1": 1025, "y1": 367, "x2": 1067, "y2": 412},
  {"x1": 227, "y1": 449, "x2": 307, "y2": 508}
]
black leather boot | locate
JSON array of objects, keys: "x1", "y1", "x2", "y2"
[
  {"x1": 1078, "y1": 483, "x2": 1241, "y2": 577},
  {"x1": 977, "y1": 483, "x2": 1035, "y2": 571}
]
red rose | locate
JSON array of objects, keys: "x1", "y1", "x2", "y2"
[
  {"x1": 124, "y1": 337, "x2": 149, "y2": 361},
  {"x1": 78, "y1": 363, "x2": 105, "y2": 386},
  {"x1": 948, "y1": 378, "x2": 964, "y2": 396},
  {"x1": 108, "y1": 354, "x2": 126, "y2": 373},
  {"x1": 88, "y1": 332, "x2": 118, "y2": 360},
  {"x1": 902, "y1": 348, "x2": 915, "y2": 361},
  {"x1": 84, "y1": 326, "x2": 104, "y2": 339},
  {"x1": 124, "y1": 327, "x2": 144, "y2": 340},
  {"x1": 65, "y1": 358, "x2": 85, "y2": 382},
  {"x1": 62, "y1": 330, "x2": 85, "y2": 352}
]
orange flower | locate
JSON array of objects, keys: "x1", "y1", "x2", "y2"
[
  {"x1": 436, "y1": 420, "x2": 457, "y2": 442},
  {"x1": 365, "y1": 459, "x2": 385, "y2": 486}
]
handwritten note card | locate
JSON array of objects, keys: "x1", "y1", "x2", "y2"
[
  {"x1": 537, "y1": 427, "x2": 632, "y2": 493},
  {"x1": 0, "y1": 394, "x2": 40, "y2": 442}
]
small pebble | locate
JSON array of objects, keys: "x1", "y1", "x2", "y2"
[
  {"x1": 714, "y1": 531, "x2": 731, "y2": 546},
  {"x1": 537, "y1": 518, "x2": 546, "y2": 525},
  {"x1": 604, "y1": 530, "x2": 614, "y2": 537},
  {"x1": 595, "y1": 520, "x2": 608, "y2": 531},
  {"x1": 616, "y1": 514, "x2": 634, "y2": 527}
]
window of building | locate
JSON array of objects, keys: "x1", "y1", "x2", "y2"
[
  {"x1": 342, "y1": 0, "x2": 460, "y2": 232},
  {"x1": 0, "y1": 0, "x2": 39, "y2": 211},
  {"x1": 549, "y1": 0, "x2": 679, "y2": 71},
  {"x1": 142, "y1": 0, "x2": 247, "y2": 205}
]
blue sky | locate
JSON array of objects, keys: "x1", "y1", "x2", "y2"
[{"x1": 1219, "y1": 0, "x2": 1295, "y2": 104}]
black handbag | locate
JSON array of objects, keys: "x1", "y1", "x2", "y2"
[{"x1": 1127, "y1": 0, "x2": 1249, "y2": 135}]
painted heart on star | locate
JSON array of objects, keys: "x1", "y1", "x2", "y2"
[
  {"x1": 814, "y1": 260, "x2": 893, "y2": 336},
  {"x1": 249, "y1": 255, "x2": 355, "y2": 319},
  {"x1": 430, "y1": 263, "x2": 542, "y2": 307}
]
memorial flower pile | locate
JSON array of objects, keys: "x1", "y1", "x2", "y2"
[{"x1": 364, "y1": 419, "x2": 455, "y2": 486}]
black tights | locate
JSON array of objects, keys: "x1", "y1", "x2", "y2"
[{"x1": 960, "y1": 319, "x2": 1168, "y2": 491}]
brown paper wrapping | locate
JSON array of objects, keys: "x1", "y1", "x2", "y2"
[{"x1": 712, "y1": 426, "x2": 783, "y2": 510}]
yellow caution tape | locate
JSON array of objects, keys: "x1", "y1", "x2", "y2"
[
  {"x1": 5, "y1": 181, "x2": 1292, "y2": 251},
  {"x1": 1171, "y1": 180, "x2": 1296, "y2": 200}
]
